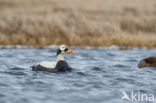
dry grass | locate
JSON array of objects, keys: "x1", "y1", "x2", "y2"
[{"x1": 0, "y1": 0, "x2": 156, "y2": 47}]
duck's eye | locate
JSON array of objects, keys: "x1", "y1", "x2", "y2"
[
  {"x1": 65, "y1": 48, "x2": 69, "y2": 51},
  {"x1": 62, "y1": 47, "x2": 65, "y2": 50}
]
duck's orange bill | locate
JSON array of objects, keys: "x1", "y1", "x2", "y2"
[{"x1": 66, "y1": 50, "x2": 75, "y2": 54}]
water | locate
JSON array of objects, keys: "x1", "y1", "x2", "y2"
[{"x1": 0, "y1": 48, "x2": 156, "y2": 103}]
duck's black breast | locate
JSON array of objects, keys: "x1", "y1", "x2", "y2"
[
  {"x1": 32, "y1": 60, "x2": 72, "y2": 72},
  {"x1": 54, "y1": 60, "x2": 72, "y2": 72}
]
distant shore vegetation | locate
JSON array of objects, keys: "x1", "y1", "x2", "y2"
[{"x1": 0, "y1": 0, "x2": 156, "y2": 47}]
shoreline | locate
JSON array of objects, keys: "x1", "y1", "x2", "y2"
[{"x1": 0, "y1": 44, "x2": 155, "y2": 50}]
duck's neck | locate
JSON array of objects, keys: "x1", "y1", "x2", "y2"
[{"x1": 56, "y1": 53, "x2": 64, "y2": 62}]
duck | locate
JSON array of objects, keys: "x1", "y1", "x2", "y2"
[
  {"x1": 138, "y1": 57, "x2": 156, "y2": 68},
  {"x1": 32, "y1": 45, "x2": 74, "y2": 72}
]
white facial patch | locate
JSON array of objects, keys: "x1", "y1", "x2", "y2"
[{"x1": 60, "y1": 45, "x2": 66, "y2": 51}]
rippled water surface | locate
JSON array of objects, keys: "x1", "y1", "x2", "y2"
[{"x1": 0, "y1": 48, "x2": 156, "y2": 103}]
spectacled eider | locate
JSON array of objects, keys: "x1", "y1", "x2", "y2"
[
  {"x1": 138, "y1": 57, "x2": 156, "y2": 68},
  {"x1": 32, "y1": 45, "x2": 74, "y2": 72}
]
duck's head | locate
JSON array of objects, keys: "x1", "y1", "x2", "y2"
[
  {"x1": 138, "y1": 59, "x2": 149, "y2": 68},
  {"x1": 138, "y1": 60, "x2": 146, "y2": 68},
  {"x1": 57, "y1": 45, "x2": 74, "y2": 56}
]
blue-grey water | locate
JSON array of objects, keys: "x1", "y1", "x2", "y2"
[{"x1": 0, "y1": 48, "x2": 156, "y2": 103}]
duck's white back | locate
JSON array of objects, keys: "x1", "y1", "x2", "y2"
[{"x1": 39, "y1": 61, "x2": 56, "y2": 68}]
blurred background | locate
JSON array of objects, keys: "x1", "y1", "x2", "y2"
[{"x1": 0, "y1": 0, "x2": 156, "y2": 47}]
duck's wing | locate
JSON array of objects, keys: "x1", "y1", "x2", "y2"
[
  {"x1": 32, "y1": 61, "x2": 72, "y2": 72},
  {"x1": 32, "y1": 61, "x2": 56, "y2": 71},
  {"x1": 32, "y1": 64, "x2": 52, "y2": 72},
  {"x1": 145, "y1": 57, "x2": 156, "y2": 64}
]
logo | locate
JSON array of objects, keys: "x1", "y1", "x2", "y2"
[{"x1": 121, "y1": 91, "x2": 154, "y2": 102}]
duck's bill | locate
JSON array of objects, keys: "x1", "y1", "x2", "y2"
[{"x1": 66, "y1": 50, "x2": 75, "y2": 54}]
